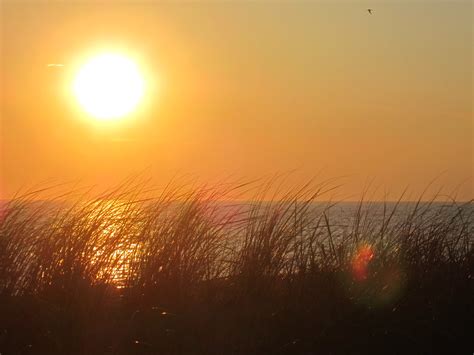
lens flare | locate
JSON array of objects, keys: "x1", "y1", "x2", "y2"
[
  {"x1": 351, "y1": 243, "x2": 374, "y2": 281},
  {"x1": 343, "y1": 242, "x2": 406, "y2": 308}
]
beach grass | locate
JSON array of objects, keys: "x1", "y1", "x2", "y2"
[{"x1": 0, "y1": 179, "x2": 472, "y2": 354}]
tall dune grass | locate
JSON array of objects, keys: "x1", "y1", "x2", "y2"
[{"x1": 0, "y1": 179, "x2": 472, "y2": 354}]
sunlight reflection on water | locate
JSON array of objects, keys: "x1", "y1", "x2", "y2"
[{"x1": 10, "y1": 199, "x2": 468, "y2": 291}]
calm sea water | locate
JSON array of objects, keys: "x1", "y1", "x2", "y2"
[{"x1": 1, "y1": 200, "x2": 472, "y2": 225}]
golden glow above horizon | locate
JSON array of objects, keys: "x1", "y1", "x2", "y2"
[
  {"x1": 73, "y1": 53, "x2": 145, "y2": 121},
  {"x1": 1, "y1": 2, "x2": 472, "y2": 199}
]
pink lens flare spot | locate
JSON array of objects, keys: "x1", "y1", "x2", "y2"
[{"x1": 351, "y1": 244, "x2": 374, "y2": 281}]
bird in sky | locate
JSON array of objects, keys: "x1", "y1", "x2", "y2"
[{"x1": 367, "y1": 8, "x2": 373, "y2": 14}]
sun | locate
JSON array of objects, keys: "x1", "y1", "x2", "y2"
[{"x1": 73, "y1": 53, "x2": 145, "y2": 121}]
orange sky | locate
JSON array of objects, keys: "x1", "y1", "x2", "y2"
[{"x1": 1, "y1": 1, "x2": 472, "y2": 200}]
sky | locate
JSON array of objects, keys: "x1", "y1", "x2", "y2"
[{"x1": 1, "y1": 0, "x2": 472, "y2": 200}]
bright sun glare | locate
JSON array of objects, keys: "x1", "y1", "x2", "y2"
[{"x1": 73, "y1": 53, "x2": 145, "y2": 121}]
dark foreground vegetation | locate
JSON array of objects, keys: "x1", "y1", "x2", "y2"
[{"x1": 0, "y1": 180, "x2": 472, "y2": 354}]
